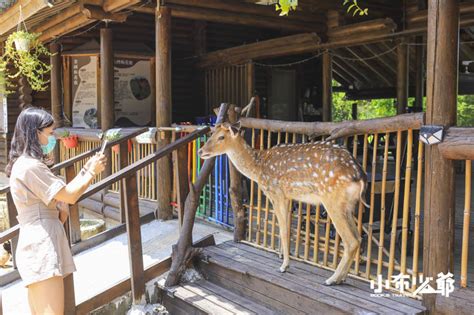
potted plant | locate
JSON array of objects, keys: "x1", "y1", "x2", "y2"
[
  {"x1": 0, "y1": 30, "x2": 53, "y2": 92},
  {"x1": 105, "y1": 130, "x2": 132, "y2": 153},
  {"x1": 58, "y1": 130, "x2": 79, "y2": 149}
]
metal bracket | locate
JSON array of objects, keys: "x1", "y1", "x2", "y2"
[{"x1": 419, "y1": 125, "x2": 444, "y2": 145}]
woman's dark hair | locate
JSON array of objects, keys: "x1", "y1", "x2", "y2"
[{"x1": 5, "y1": 107, "x2": 55, "y2": 177}]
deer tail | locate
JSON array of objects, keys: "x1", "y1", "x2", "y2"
[{"x1": 359, "y1": 179, "x2": 370, "y2": 208}]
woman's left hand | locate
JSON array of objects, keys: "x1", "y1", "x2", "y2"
[{"x1": 57, "y1": 201, "x2": 69, "y2": 224}]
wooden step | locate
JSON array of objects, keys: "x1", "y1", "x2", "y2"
[
  {"x1": 196, "y1": 241, "x2": 426, "y2": 315},
  {"x1": 157, "y1": 276, "x2": 276, "y2": 315}
]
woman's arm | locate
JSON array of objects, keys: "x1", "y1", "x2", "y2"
[{"x1": 54, "y1": 154, "x2": 106, "y2": 204}]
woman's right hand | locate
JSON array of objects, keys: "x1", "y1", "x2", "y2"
[{"x1": 88, "y1": 153, "x2": 107, "y2": 175}]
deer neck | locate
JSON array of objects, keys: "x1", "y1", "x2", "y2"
[{"x1": 226, "y1": 137, "x2": 261, "y2": 183}]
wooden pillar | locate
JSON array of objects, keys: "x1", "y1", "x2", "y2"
[
  {"x1": 100, "y1": 28, "x2": 114, "y2": 130},
  {"x1": 423, "y1": 0, "x2": 459, "y2": 312},
  {"x1": 322, "y1": 51, "x2": 332, "y2": 122},
  {"x1": 50, "y1": 42, "x2": 62, "y2": 164},
  {"x1": 415, "y1": 37, "x2": 424, "y2": 111},
  {"x1": 62, "y1": 57, "x2": 72, "y2": 125},
  {"x1": 156, "y1": 5, "x2": 173, "y2": 220},
  {"x1": 193, "y1": 21, "x2": 207, "y2": 115},
  {"x1": 50, "y1": 43, "x2": 62, "y2": 125},
  {"x1": 100, "y1": 28, "x2": 114, "y2": 180},
  {"x1": 397, "y1": 38, "x2": 409, "y2": 114}
]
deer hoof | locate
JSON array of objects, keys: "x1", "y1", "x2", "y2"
[
  {"x1": 324, "y1": 276, "x2": 343, "y2": 286},
  {"x1": 279, "y1": 264, "x2": 288, "y2": 273}
]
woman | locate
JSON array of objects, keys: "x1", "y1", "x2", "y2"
[{"x1": 6, "y1": 107, "x2": 107, "y2": 314}]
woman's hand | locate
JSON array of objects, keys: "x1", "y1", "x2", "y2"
[
  {"x1": 88, "y1": 153, "x2": 107, "y2": 175},
  {"x1": 57, "y1": 201, "x2": 69, "y2": 224}
]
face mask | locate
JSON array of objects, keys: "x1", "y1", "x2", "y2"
[{"x1": 41, "y1": 135, "x2": 57, "y2": 155}]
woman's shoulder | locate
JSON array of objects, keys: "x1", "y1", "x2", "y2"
[{"x1": 11, "y1": 155, "x2": 44, "y2": 175}]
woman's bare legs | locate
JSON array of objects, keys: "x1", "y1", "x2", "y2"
[{"x1": 28, "y1": 276, "x2": 64, "y2": 315}]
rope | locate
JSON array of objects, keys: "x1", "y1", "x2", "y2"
[{"x1": 16, "y1": 5, "x2": 28, "y2": 32}]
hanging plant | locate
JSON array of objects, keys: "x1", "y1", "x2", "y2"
[
  {"x1": 343, "y1": 0, "x2": 369, "y2": 16},
  {"x1": 1, "y1": 31, "x2": 53, "y2": 91},
  {"x1": 0, "y1": 61, "x2": 13, "y2": 96},
  {"x1": 275, "y1": 0, "x2": 298, "y2": 16}
]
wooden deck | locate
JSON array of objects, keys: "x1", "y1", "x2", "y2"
[{"x1": 159, "y1": 241, "x2": 426, "y2": 314}]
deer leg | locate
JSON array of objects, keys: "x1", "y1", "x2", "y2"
[
  {"x1": 323, "y1": 201, "x2": 361, "y2": 285},
  {"x1": 272, "y1": 199, "x2": 290, "y2": 273}
]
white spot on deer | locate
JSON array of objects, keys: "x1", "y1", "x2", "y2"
[
  {"x1": 324, "y1": 177, "x2": 329, "y2": 182},
  {"x1": 329, "y1": 171, "x2": 334, "y2": 177},
  {"x1": 312, "y1": 172, "x2": 318, "y2": 178}
]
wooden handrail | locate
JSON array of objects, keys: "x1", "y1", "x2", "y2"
[
  {"x1": 0, "y1": 128, "x2": 148, "y2": 194},
  {"x1": 77, "y1": 126, "x2": 210, "y2": 203},
  {"x1": 52, "y1": 128, "x2": 148, "y2": 171}
]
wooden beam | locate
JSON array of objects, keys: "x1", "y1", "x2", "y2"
[
  {"x1": 439, "y1": 128, "x2": 474, "y2": 160},
  {"x1": 38, "y1": 13, "x2": 92, "y2": 43},
  {"x1": 414, "y1": 37, "x2": 424, "y2": 110},
  {"x1": 80, "y1": 5, "x2": 129, "y2": 22},
  {"x1": 197, "y1": 33, "x2": 320, "y2": 68},
  {"x1": 134, "y1": 4, "x2": 322, "y2": 32},
  {"x1": 34, "y1": 5, "x2": 83, "y2": 34},
  {"x1": 332, "y1": 58, "x2": 367, "y2": 86},
  {"x1": 156, "y1": 5, "x2": 173, "y2": 220},
  {"x1": 103, "y1": 0, "x2": 141, "y2": 12},
  {"x1": 0, "y1": 0, "x2": 47, "y2": 36},
  {"x1": 397, "y1": 39, "x2": 409, "y2": 114},
  {"x1": 322, "y1": 51, "x2": 332, "y2": 122},
  {"x1": 422, "y1": 0, "x2": 459, "y2": 312},
  {"x1": 239, "y1": 112, "x2": 425, "y2": 139},
  {"x1": 346, "y1": 47, "x2": 392, "y2": 86},
  {"x1": 362, "y1": 44, "x2": 397, "y2": 76},
  {"x1": 327, "y1": 18, "x2": 397, "y2": 40},
  {"x1": 162, "y1": 0, "x2": 325, "y2": 24}
]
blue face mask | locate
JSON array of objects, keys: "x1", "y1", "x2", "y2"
[{"x1": 41, "y1": 135, "x2": 57, "y2": 155}]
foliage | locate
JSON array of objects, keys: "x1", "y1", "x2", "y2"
[
  {"x1": 58, "y1": 130, "x2": 70, "y2": 138},
  {"x1": 276, "y1": 0, "x2": 368, "y2": 16},
  {"x1": 104, "y1": 130, "x2": 122, "y2": 141},
  {"x1": 457, "y1": 95, "x2": 474, "y2": 127},
  {"x1": 343, "y1": 0, "x2": 369, "y2": 16},
  {"x1": 0, "y1": 31, "x2": 53, "y2": 92},
  {"x1": 275, "y1": 0, "x2": 298, "y2": 16},
  {"x1": 332, "y1": 90, "x2": 396, "y2": 122}
]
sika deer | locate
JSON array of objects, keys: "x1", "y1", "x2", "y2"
[{"x1": 199, "y1": 122, "x2": 369, "y2": 285}]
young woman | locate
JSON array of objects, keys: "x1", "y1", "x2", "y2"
[{"x1": 6, "y1": 107, "x2": 107, "y2": 314}]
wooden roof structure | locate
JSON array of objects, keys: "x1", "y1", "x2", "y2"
[{"x1": 1, "y1": 0, "x2": 474, "y2": 100}]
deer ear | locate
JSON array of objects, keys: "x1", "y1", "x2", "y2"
[{"x1": 229, "y1": 121, "x2": 241, "y2": 138}]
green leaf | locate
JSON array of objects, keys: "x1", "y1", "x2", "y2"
[{"x1": 347, "y1": 4, "x2": 356, "y2": 12}]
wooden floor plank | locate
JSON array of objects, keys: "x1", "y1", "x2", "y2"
[
  {"x1": 203, "y1": 247, "x2": 378, "y2": 314},
  {"x1": 158, "y1": 279, "x2": 235, "y2": 315},
  {"x1": 228, "y1": 241, "x2": 426, "y2": 312},
  {"x1": 224, "y1": 242, "x2": 424, "y2": 312},
  {"x1": 184, "y1": 282, "x2": 256, "y2": 315},
  {"x1": 200, "y1": 266, "x2": 307, "y2": 315},
  {"x1": 197, "y1": 280, "x2": 276, "y2": 315}
]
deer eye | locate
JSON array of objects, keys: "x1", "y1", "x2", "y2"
[{"x1": 218, "y1": 136, "x2": 225, "y2": 141}]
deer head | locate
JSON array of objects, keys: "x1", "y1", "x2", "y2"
[{"x1": 199, "y1": 122, "x2": 241, "y2": 159}]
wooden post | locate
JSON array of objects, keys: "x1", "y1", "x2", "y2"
[
  {"x1": 397, "y1": 38, "x2": 409, "y2": 114},
  {"x1": 172, "y1": 143, "x2": 189, "y2": 227},
  {"x1": 193, "y1": 21, "x2": 207, "y2": 114},
  {"x1": 322, "y1": 51, "x2": 332, "y2": 122},
  {"x1": 50, "y1": 42, "x2": 62, "y2": 125},
  {"x1": 415, "y1": 37, "x2": 424, "y2": 110},
  {"x1": 50, "y1": 43, "x2": 62, "y2": 166},
  {"x1": 62, "y1": 57, "x2": 72, "y2": 125},
  {"x1": 119, "y1": 141, "x2": 128, "y2": 223},
  {"x1": 100, "y1": 28, "x2": 114, "y2": 180},
  {"x1": 352, "y1": 103, "x2": 358, "y2": 120},
  {"x1": 246, "y1": 62, "x2": 255, "y2": 103},
  {"x1": 423, "y1": 0, "x2": 459, "y2": 312},
  {"x1": 228, "y1": 105, "x2": 246, "y2": 242},
  {"x1": 156, "y1": 5, "x2": 173, "y2": 220},
  {"x1": 124, "y1": 173, "x2": 145, "y2": 304},
  {"x1": 65, "y1": 165, "x2": 81, "y2": 244}
]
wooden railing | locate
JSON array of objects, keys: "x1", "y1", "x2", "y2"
[
  {"x1": 439, "y1": 127, "x2": 474, "y2": 288},
  {"x1": 0, "y1": 126, "x2": 209, "y2": 313},
  {"x1": 238, "y1": 113, "x2": 426, "y2": 294}
]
